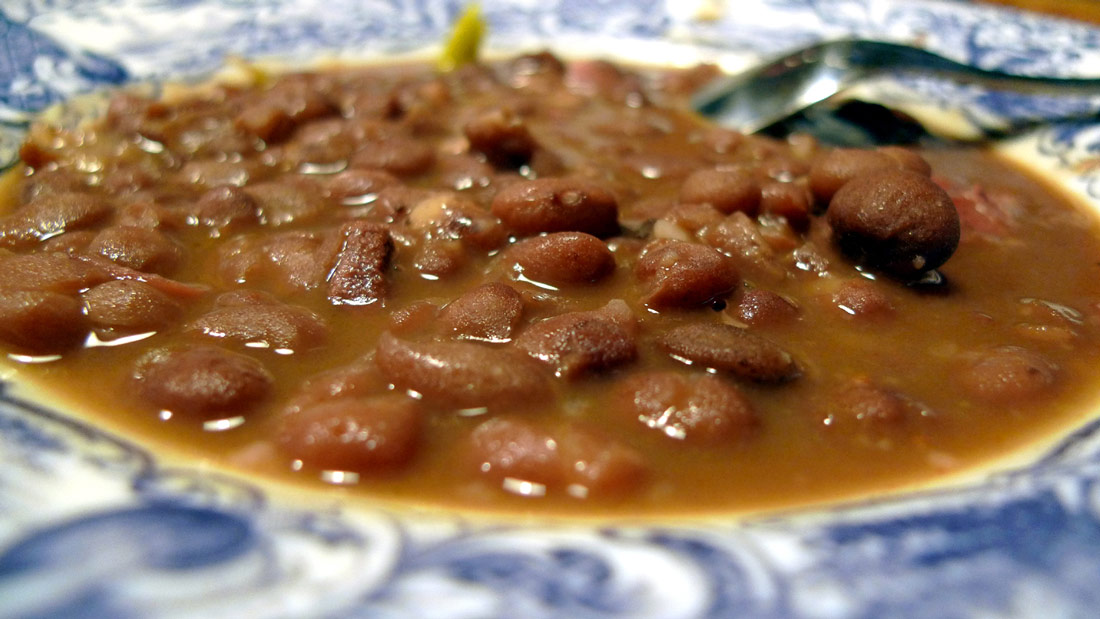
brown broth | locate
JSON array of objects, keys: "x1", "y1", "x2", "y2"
[{"x1": 2, "y1": 57, "x2": 1100, "y2": 518}]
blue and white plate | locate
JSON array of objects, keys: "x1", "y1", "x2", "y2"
[{"x1": 3, "y1": 1, "x2": 1100, "y2": 617}]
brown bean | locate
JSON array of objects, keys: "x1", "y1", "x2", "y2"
[
  {"x1": 809, "y1": 147, "x2": 931, "y2": 203},
  {"x1": 615, "y1": 371, "x2": 756, "y2": 444},
  {"x1": 465, "y1": 108, "x2": 537, "y2": 168},
  {"x1": 0, "y1": 290, "x2": 88, "y2": 352},
  {"x1": 679, "y1": 168, "x2": 760, "y2": 215},
  {"x1": 88, "y1": 226, "x2": 184, "y2": 275},
  {"x1": 468, "y1": 417, "x2": 646, "y2": 497},
  {"x1": 277, "y1": 395, "x2": 423, "y2": 472},
  {"x1": 245, "y1": 178, "x2": 327, "y2": 227},
  {"x1": 83, "y1": 280, "x2": 182, "y2": 332},
  {"x1": 327, "y1": 221, "x2": 392, "y2": 306},
  {"x1": 827, "y1": 169, "x2": 960, "y2": 277},
  {"x1": 217, "y1": 230, "x2": 341, "y2": 293},
  {"x1": 734, "y1": 289, "x2": 800, "y2": 327},
  {"x1": 0, "y1": 252, "x2": 109, "y2": 294},
  {"x1": 189, "y1": 186, "x2": 260, "y2": 236},
  {"x1": 515, "y1": 300, "x2": 637, "y2": 379},
  {"x1": 0, "y1": 192, "x2": 111, "y2": 250},
  {"x1": 186, "y1": 300, "x2": 327, "y2": 352},
  {"x1": 322, "y1": 169, "x2": 400, "y2": 203},
  {"x1": 832, "y1": 279, "x2": 895, "y2": 319},
  {"x1": 635, "y1": 239, "x2": 739, "y2": 309},
  {"x1": 818, "y1": 378, "x2": 912, "y2": 437},
  {"x1": 658, "y1": 322, "x2": 799, "y2": 382},
  {"x1": 961, "y1": 346, "x2": 1058, "y2": 405},
  {"x1": 490, "y1": 177, "x2": 619, "y2": 238},
  {"x1": 439, "y1": 282, "x2": 524, "y2": 342},
  {"x1": 759, "y1": 181, "x2": 811, "y2": 231},
  {"x1": 133, "y1": 346, "x2": 273, "y2": 418},
  {"x1": 506, "y1": 232, "x2": 615, "y2": 287},
  {"x1": 350, "y1": 137, "x2": 436, "y2": 176},
  {"x1": 375, "y1": 332, "x2": 553, "y2": 410}
]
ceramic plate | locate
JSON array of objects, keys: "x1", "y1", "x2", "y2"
[{"x1": 3, "y1": 1, "x2": 1100, "y2": 616}]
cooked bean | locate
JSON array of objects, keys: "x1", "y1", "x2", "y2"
[
  {"x1": 506, "y1": 232, "x2": 615, "y2": 287},
  {"x1": 464, "y1": 108, "x2": 537, "y2": 168},
  {"x1": 490, "y1": 177, "x2": 619, "y2": 238},
  {"x1": 0, "y1": 252, "x2": 108, "y2": 294},
  {"x1": 88, "y1": 226, "x2": 185, "y2": 275},
  {"x1": 759, "y1": 181, "x2": 811, "y2": 231},
  {"x1": 133, "y1": 346, "x2": 273, "y2": 418},
  {"x1": 827, "y1": 169, "x2": 960, "y2": 278},
  {"x1": 679, "y1": 168, "x2": 760, "y2": 215},
  {"x1": 217, "y1": 230, "x2": 341, "y2": 293},
  {"x1": 961, "y1": 346, "x2": 1058, "y2": 404},
  {"x1": 832, "y1": 279, "x2": 895, "y2": 319},
  {"x1": 734, "y1": 289, "x2": 800, "y2": 327},
  {"x1": 375, "y1": 332, "x2": 553, "y2": 409},
  {"x1": 277, "y1": 395, "x2": 423, "y2": 472},
  {"x1": 245, "y1": 178, "x2": 327, "y2": 227},
  {"x1": 819, "y1": 378, "x2": 910, "y2": 434},
  {"x1": 809, "y1": 147, "x2": 931, "y2": 203},
  {"x1": 635, "y1": 239, "x2": 739, "y2": 309},
  {"x1": 439, "y1": 282, "x2": 524, "y2": 342},
  {"x1": 515, "y1": 300, "x2": 637, "y2": 379},
  {"x1": 189, "y1": 186, "x2": 260, "y2": 236},
  {"x1": 186, "y1": 298, "x2": 327, "y2": 352},
  {"x1": 658, "y1": 322, "x2": 799, "y2": 382},
  {"x1": 0, "y1": 191, "x2": 112, "y2": 250},
  {"x1": 616, "y1": 371, "x2": 756, "y2": 444},
  {"x1": 322, "y1": 169, "x2": 400, "y2": 202},
  {"x1": 350, "y1": 137, "x2": 436, "y2": 176},
  {"x1": 469, "y1": 417, "x2": 646, "y2": 496},
  {"x1": 327, "y1": 221, "x2": 392, "y2": 306},
  {"x1": 83, "y1": 280, "x2": 181, "y2": 332},
  {"x1": 0, "y1": 290, "x2": 88, "y2": 352}
]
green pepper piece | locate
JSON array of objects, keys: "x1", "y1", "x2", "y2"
[{"x1": 438, "y1": 3, "x2": 487, "y2": 72}]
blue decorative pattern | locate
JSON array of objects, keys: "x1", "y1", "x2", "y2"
[{"x1": 2, "y1": 1, "x2": 1100, "y2": 617}]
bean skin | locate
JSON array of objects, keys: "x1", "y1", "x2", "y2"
[
  {"x1": 490, "y1": 177, "x2": 619, "y2": 238},
  {"x1": 961, "y1": 346, "x2": 1058, "y2": 405},
  {"x1": 439, "y1": 282, "x2": 525, "y2": 342},
  {"x1": 679, "y1": 168, "x2": 760, "y2": 215},
  {"x1": 375, "y1": 332, "x2": 553, "y2": 410},
  {"x1": 658, "y1": 322, "x2": 800, "y2": 382},
  {"x1": 514, "y1": 300, "x2": 637, "y2": 379},
  {"x1": 615, "y1": 370, "x2": 757, "y2": 444},
  {"x1": 133, "y1": 346, "x2": 273, "y2": 419},
  {"x1": 505, "y1": 232, "x2": 615, "y2": 287},
  {"x1": 0, "y1": 290, "x2": 88, "y2": 353},
  {"x1": 635, "y1": 239, "x2": 739, "y2": 310}
]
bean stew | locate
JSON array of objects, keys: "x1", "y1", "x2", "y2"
[{"x1": 3, "y1": 53, "x2": 1100, "y2": 517}]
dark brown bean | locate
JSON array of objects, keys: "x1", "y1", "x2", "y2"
[
  {"x1": 616, "y1": 371, "x2": 756, "y2": 444},
  {"x1": 0, "y1": 192, "x2": 112, "y2": 250},
  {"x1": 828, "y1": 169, "x2": 960, "y2": 277},
  {"x1": 0, "y1": 252, "x2": 109, "y2": 294},
  {"x1": 734, "y1": 289, "x2": 800, "y2": 327},
  {"x1": 245, "y1": 178, "x2": 327, "y2": 227},
  {"x1": 809, "y1": 147, "x2": 931, "y2": 203},
  {"x1": 327, "y1": 221, "x2": 392, "y2": 306},
  {"x1": 679, "y1": 168, "x2": 760, "y2": 215},
  {"x1": 832, "y1": 279, "x2": 895, "y2": 319},
  {"x1": 961, "y1": 346, "x2": 1058, "y2": 404},
  {"x1": 133, "y1": 346, "x2": 273, "y2": 418},
  {"x1": 277, "y1": 395, "x2": 423, "y2": 472},
  {"x1": 819, "y1": 378, "x2": 910, "y2": 435},
  {"x1": 635, "y1": 239, "x2": 739, "y2": 309},
  {"x1": 439, "y1": 282, "x2": 524, "y2": 342},
  {"x1": 759, "y1": 181, "x2": 811, "y2": 231},
  {"x1": 506, "y1": 232, "x2": 615, "y2": 287},
  {"x1": 515, "y1": 300, "x2": 637, "y2": 379},
  {"x1": 0, "y1": 290, "x2": 88, "y2": 352},
  {"x1": 658, "y1": 322, "x2": 799, "y2": 382},
  {"x1": 465, "y1": 108, "x2": 537, "y2": 168},
  {"x1": 350, "y1": 137, "x2": 436, "y2": 176},
  {"x1": 186, "y1": 299, "x2": 327, "y2": 352},
  {"x1": 83, "y1": 280, "x2": 182, "y2": 332},
  {"x1": 189, "y1": 186, "x2": 260, "y2": 236},
  {"x1": 490, "y1": 177, "x2": 619, "y2": 238},
  {"x1": 88, "y1": 226, "x2": 185, "y2": 275},
  {"x1": 375, "y1": 332, "x2": 553, "y2": 410}
]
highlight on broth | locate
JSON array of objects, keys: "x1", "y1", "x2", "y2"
[{"x1": 2, "y1": 52, "x2": 1100, "y2": 516}]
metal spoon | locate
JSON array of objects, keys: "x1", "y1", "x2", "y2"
[{"x1": 693, "y1": 39, "x2": 1100, "y2": 134}]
